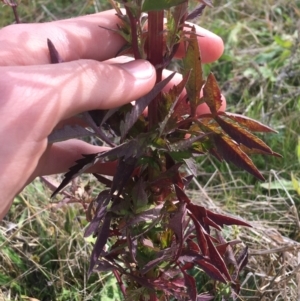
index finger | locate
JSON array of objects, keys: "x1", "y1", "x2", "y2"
[{"x1": 0, "y1": 10, "x2": 223, "y2": 66}]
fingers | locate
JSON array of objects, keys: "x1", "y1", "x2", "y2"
[
  {"x1": 0, "y1": 10, "x2": 223, "y2": 66},
  {"x1": 0, "y1": 10, "x2": 124, "y2": 66},
  {"x1": 1, "y1": 59, "x2": 156, "y2": 139}
]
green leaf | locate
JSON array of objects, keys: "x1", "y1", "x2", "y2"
[
  {"x1": 274, "y1": 35, "x2": 293, "y2": 48},
  {"x1": 260, "y1": 179, "x2": 295, "y2": 191},
  {"x1": 297, "y1": 136, "x2": 300, "y2": 164},
  {"x1": 291, "y1": 173, "x2": 300, "y2": 196},
  {"x1": 183, "y1": 26, "x2": 204, "y2": 116},
  {"x1": 169, "y1": 150, "x2": 192, "y2": 161},
  {"x1": 99, "y1": 275, "x2": 123, "y2": 301},
  {"x1": 132, "y1": 179, "x2": 149, "y2": 213},
  {"x1": 142, "y1": 0, "x2": 186, "y2": 12}
]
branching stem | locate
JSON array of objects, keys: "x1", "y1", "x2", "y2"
[
  {"x1": 147, "y1": 10, "x2": 164, "y2": 129},
  {"x1": 125, "y1": 3, "x2": 141, "y2": 59},
  {"x1": 4, "y1": 0, "x2": 20, "y2": 23}
]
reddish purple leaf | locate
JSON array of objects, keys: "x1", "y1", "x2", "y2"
[
  {"x1": 186, "y1": 238, "x2": 201, "y2": 253},
  {"x1": 209, "y1": 147, "x2": 223, "y2": 162},
  {"x1": 2, "y1": 0, "x2": 17, "y2": 6},
  {"x1": 222, "y1": 112, "x2": 277, "y2": 133},
  {"x1": 187, "y1": 203, "x2": 209, "y2": 232},
  {"x1": 197, "y1": 293, "x2": 215, "y2": 301},
  {"x1": 54, "y1": 132, "x2": 153, "y2": 196},
  {"x1": 93, "y1": 173, "x2": 112, "y2": 187},
  {"x1": 203, "y1": 216, "x2": 222, "y2": 231},
  {"x1": 180, "y1": 266, "x2": 197, "y2": 301},
  {"x1": 127, "y1": 235, "x2": 137, "y2": 263},
  {"x1": 102, "y1": 239, "x2": 126, "y2": 258},
  {"x1": 48, "y1": 124, "x2": 94, "y2": 143},
  {"x1": 180, "y1": 250, "x2": 227, "y2": 283},
  {"x1": 160, "y1": 72, "x2": 191, "y2": 135},
  {"x1": 215, "y1": 115, "x2": 273, "y2": 154},
  {"x1": 183, "y1": 174, "x2": 194, "y2": 186},
  {"x1": 126, "y1": 204, "x2": 163, "y2": 227},
  {"x1": 84, "y1": 190, "x2": 110, "y2": 237},
  {"x1": 216, "y1": 232, "x2": 239, "y2": 281},
  {"x1": 206, "y1": 210, "x2": 251, "y2": 228},
  {"x1": 194, "y1": 258, "x2": 227, "y2": 283},
  {"x1": 179, "y1": 249, "x2": 205, "y2": 265},
  {"x1": 110, "y1": 156, "x2": 137, "y2": 196},
  {"x1": 88, "y1": 213, "x2": 112, "y2": 276},
  {"x1": 175, "y1": 184, "x2": 192, "y2": 204},
  {"x1": 236, "y1": 246, "x2": 249, "y2": 273},
  {"x1": 215, "y1": 240, "x2": 242, "y2": 256},
  {"x1": 187, "y1": 4, "x2": 206, "y2": 20},
  {"x1": 188, "y1": 213, "x2": 209, "y2": 256},
  {"x1": 121, "y1": 72, "x2": 176, "y2": 139},
  {"x1": 169, "y1": 277, "x2": 185, "y2": 288},
  {"x1": 213, "y1": 135, "x2": 265, "y2": 181},
  {"x1": 224, "y1": 246, "x2": 239, "y2": 281},
  {"x1": 206, "y1": 234, "x2": 231, "y2": 281},
  {"x1": 51, "y1": 153, "x2": 99, "y2": 197},
  {"x1": 202, "y1": 73, "x2": 223, "y2": 117},
  {"x1": 199, "y1": 0, "x2": 213, "y2": 6},
  {"x1": 161, "y1": 268, "x2": 182, "y2": 280},
  {"x1": 47, "y1": 38, "x2": 63, "y2": 63},
  {"x1": 152, "y1": 278, "x2": 185, "y2": 297},
  {"x1": 231, "y1": 246, "x2": 249, "y2": 283},
  {"x1": 150, "y1": 163, "x2": 182, "y2": 187},
  {"x1": 126, "y1": 273, "x2": 154, "y2": 290},
  {"x1": 170, "y1": 132, "x2": 212, "y2": 151},
  {"x1": 168, "y1": 202, "x2": 187, "y2": 260},
  {"x1": 94, "y1": 260, "x2": 116, "y2": 272},
  {"x1": 141, "y1": 249, "x2": 171, "y2": 275},
  {"x1": 239, "y1": 144, "x2": 282, "y2": 157},
  {"x1": 82, "y1": 111, "x2": 115, "y2": 146},
  {"x1": 181, "y1": 262, "x2": 194, "y2": 270}
]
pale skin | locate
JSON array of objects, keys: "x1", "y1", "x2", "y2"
[{"x1": 0, "y1": 10, "x2": 226, "y2": 220}]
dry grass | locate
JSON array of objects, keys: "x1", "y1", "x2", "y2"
[
  {"x1": 188, "y1": 170, "x2": 300, "y2": 300},
  {"x1": 194, "y1": 3, "x2": 300, "y2": 298}
]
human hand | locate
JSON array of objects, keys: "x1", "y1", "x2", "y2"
[{"x1": 0, "y1": 9, "x2": 225, "y2": 219}]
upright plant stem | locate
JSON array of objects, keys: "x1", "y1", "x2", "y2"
[
  {"x1": 125, "y1": 4, "x2": 141, "y2": 59},
  {"x1": 113, "y1": 270, "x2": 126, "y2": 297},
  {"x1": 147, "y1": 10, "x2": 164, "y2": 129}
]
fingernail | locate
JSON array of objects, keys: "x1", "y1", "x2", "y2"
[{"x1": 120, "y1": 60, "x2": 154, "y2": 79}]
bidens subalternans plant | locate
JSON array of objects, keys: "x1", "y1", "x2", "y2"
[
  {"x1": 51, "y1": 1, "x2": 280, "y2": 300},
  {"x1": 5, "y1": 0, "x2": 280, "y2": 300}
]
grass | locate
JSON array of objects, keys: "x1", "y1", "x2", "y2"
[
  {"x1": 0, "y1": 177, "x2": 122, "y2": 300},
  {"x1": 1, "y1": 0, "x2": 300, "y2": 300}
]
